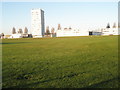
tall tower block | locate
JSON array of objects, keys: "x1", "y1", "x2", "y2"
[{"x1": 31, "y1": 8, "x2": 45, "y2": 37}]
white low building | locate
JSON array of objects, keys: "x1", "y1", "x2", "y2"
[
  {"x1": 101, "y1": 23, "x2": 119, "y2": 35},
  {"x1": 88, "y1": 23, "x2": 119, "y2": 36},
  {"x1": 102, "y1": 28, "x2": 119, "y2": 35},
  {"x1": 10, "y1": 34, "x2": 29, "y2": 38},
  {"x1": 56, "y1": 28, "x2": 89, "y2": 37},
  {"x1": 10, "y1": 34, "x2": 22, "y2": 38}
]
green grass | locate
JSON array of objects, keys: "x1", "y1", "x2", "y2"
[{"x1": 2, "y1": 35, "x2": 119, "y2": 88}]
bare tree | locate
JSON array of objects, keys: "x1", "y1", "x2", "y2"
[
  {"x1": 58, "y1": 24, "x2": 61, "y2": 30},
  {"x1": 24, "y1": 27, "x2": 28, "y2": 34},
  {"x1": 18, "y1": 28, "x2": 23, "y2": 34},
  {"x1": 51, "y1": 27, "x2": 55, "y2": 34},
  {"x1": 69, "y1": 26, "x2": 72, "y2": 30},
  {"x1": 1, "y1": 33, "x2": 4, "y2": 36},
  {"x1": 1, "y1": 33, "x2": 4, "y2": 39},
  {"x1": 12, "y1": 27, "x2": 16, "y2": 34},
  {"x1": 46, "y1": 26, "x2": 50, "y2": 35},
  {"x1": 113, "y1": 22, "x2": 116, "y2": 28}
]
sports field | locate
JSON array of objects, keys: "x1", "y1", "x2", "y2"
[{"x1": 2, "y1": 36, "x2": 119, "y2": 88}]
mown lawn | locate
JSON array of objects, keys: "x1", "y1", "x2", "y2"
[{"x1": 2, "y1": 36, "x2": 119, "y2": 88}]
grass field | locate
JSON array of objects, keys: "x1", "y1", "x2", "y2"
[{"x1": 2, "y1": 36, "x2": 119, "y2": 88}]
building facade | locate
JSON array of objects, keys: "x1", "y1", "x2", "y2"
[
  {"x1": 101, "y1": 23, "x2": 119, "y2": 35},
  {"x1": 31, "y1": 8, "x2": 45, "y2": 38},
  {"x1": 56, "y1": 24, "x2": 89, "y2": 37}
]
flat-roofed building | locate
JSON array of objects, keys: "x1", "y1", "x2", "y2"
[{"x1": 31, "y1": 8, "x2": 45, "y2": 38}]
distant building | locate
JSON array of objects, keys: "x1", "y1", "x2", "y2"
[
  {"x1": 102, "y1": 23, "x2": 118, "y2": 35},
  {"x1": 89, "y1": 31, "x2": 102, "y2": 36},
  {"x1": 56, "y1": 24, "x2": 89, "y2": 37},
  {"x1": 56, "y1": 27, "x2": 88, "y2": 37},
  {"x1": 31, "y1": 8, "x2": 45, "y2": 38},
  {"x1": 4, "y1": 35, "x2": 11, "y2": 39},
  {"x1": 88, "y1": 23, "x2": 119, "y2": 36},
  {"x1": 11, "y1": 34, "x2": 22, "y2": 38}
]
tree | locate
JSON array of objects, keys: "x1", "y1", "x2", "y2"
[
  {"x1": 113, "y1": 22, "x2": 116, "y2": 28},
  {"x1": 58, "y1": 24, "x2": 61, "y2": 30},
  {"x1": 12, "y1": 27, "x2": 16, "y2": 34},
  {"x1": 1, "y1": 33, "x2": 4, "y2": 36},
  {"x1": 69, "y1": 26, "x2": 72, "y2": 30},
  {"x1": 51, "y1": 27, "x2": 55, "y2": 34},
  {"x1": 106, "y1": 23, "x2": 110, "y2": 28},
  {"x1": 46, "y1": 26, "x2": 50, "y2": 35},
  {"x1": 24, "y1": 27, "x2": 28, "y2": 34},
  {"x1": 1, "y1": 33, "x2": 4, "y2": 39},
  {"x1": 18, "y1": 28, "x2": 23, "y2": 34}
]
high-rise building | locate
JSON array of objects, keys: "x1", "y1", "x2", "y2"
[{"x1": 31, "y1": 8, "x2": 45, "y2": 37}]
